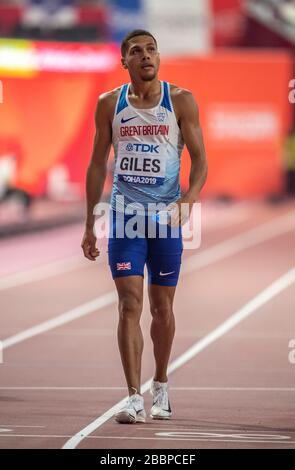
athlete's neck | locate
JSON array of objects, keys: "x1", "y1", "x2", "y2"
[{"x1": 129, "y1": 79, "x2": 161, "y2": 100}]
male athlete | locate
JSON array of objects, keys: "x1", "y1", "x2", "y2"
[{"x1": 81, "y1": 30, "x2": 208, "y2": 424}]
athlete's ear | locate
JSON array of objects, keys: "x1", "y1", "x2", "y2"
[{"x1": 121, "y1": 58, "x2": 128, "y2": 69}]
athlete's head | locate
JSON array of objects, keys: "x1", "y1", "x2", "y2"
[{"x1": 121, "y1": 29, "x2": 160, "y2": 82}]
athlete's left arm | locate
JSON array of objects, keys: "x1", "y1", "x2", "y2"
[
  {"x1": 179, "y1": 90, "x2": 208, "y2": 200},
  {"x1": 170, "y1": 90, "x2": 208, "y2": 225}
]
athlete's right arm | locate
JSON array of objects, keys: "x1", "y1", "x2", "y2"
[{"x1": 81, "y1": 94, "x2": 113, "y2": 261}]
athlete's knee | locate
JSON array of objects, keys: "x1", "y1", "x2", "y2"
[
  {"x1": 150, "y1": 303, "x2": 173, "y2": 324},
  {"x1": 119, "y1": 293, "x2": 142, "y2": 322}
]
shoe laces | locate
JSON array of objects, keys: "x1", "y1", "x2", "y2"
[
  {"x1": 153, "y1": 386, "x2": 168, "y2": 408},
  {"x1": 127, "y1": 393, "x2": 143, "y2": 411}
]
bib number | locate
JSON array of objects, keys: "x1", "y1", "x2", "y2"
[{"x1": 115, "y1": 142, "x2": 166, "y2": 186}]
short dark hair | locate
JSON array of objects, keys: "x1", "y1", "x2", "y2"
[{"x1": 121, "y1": 29, "x2": 157, "y2": 57}]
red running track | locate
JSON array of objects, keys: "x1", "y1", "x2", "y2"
[{"x1": 0, "y1": 200, "x2": 294, "y2": 449}]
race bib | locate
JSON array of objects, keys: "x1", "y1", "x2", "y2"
[{"x1": 115, "y1": 141, "x2": 167, "y2": 186}]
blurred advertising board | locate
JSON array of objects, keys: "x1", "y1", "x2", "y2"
[
  {"x1": 0, "y1": 39, "x2": 118, "y2": 200},
  {"x1": 0, "y1": 40, "x2": 293, "y2": 201}
]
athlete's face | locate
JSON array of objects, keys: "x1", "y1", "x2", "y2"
[{"x1": 122, "y1": 36, "x2": 160, "y2": 81}]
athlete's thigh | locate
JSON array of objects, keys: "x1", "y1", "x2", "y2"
[
  {"x1": 114, "y1": 275, "x2": 144, "y2": 317},
  {"x1": 148, "y1": 283, "x2": 176, "y2": 313}
]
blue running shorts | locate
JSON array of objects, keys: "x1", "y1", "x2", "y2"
[{"x1": 108, "y1": 210, "x2": 183, "y2": 286}]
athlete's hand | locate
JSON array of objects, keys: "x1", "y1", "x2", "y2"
[
  {"x1": 81, "y1": 228, "x2": 100, "y2": 261},
  {"x1": 167, "y1": 194, "x2": 195, "y2": 227}
]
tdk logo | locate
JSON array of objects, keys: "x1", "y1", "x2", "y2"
[{"x1": 125, "y1": 143, "x2": 159, "y2": 153}]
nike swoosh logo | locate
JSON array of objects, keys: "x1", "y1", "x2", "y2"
[
  {"x1": 121, "y1": 116, "x2": 137, "y2": 124},
  {"x1": 159, "y1": 271, "x2": 175, "y2": 276},
  {"x1": 152, "y1": 402, "x2": 171, "y2": 412}
]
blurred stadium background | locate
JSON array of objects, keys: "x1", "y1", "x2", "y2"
[
  {"x1": 1, "y1": 1, "x2": 295, "y2": 452},
  {"x1": 0, "y1": 0, "x2": 294, "y2": 236}
]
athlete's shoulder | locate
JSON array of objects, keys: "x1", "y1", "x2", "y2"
[
  {"x1": 98, "y1": 86, "x2": 121, "y2": 106},
  {"x1": 169, "y1": 84, "x2": 198, "y2": 119},
  {"x1": 95, "y1": 86, "x2": 122, "y2": 122},
  {"x1": 169, "y1": 84, "x2": 197, "y2": 104}
]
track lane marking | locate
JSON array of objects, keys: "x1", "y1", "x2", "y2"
[
  {"x1": 2, "y1": 210, "x2": 295, "y2": 352},
  {"x1": 1, "y1": 206, "x2": 294, "y2": 292},
  {"x1": 0, "y1": 434, "x2": 295, "y2": 445},
  {"x1": 181, "y1": 209, "x2": 295, "y2": 274},
  {"x1": 62, "y1": 266, "x2": 295, "y2": 449},
  {"x1": 0, "y1": 386, "x2": 294, "y2": 391},
  {"x1": 1, "y1": 292, "x2": 117, "y2": 350},
  {"x1": 0, "y1": 203, "x2": 254, "y2": 291},
  {"x1": 0, "y1": 256, "x2": 85, "y2": 291}
]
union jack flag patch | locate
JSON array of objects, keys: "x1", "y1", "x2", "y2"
[{"x1": 116, "y1": 262, "x2": 132, "y2": 271}]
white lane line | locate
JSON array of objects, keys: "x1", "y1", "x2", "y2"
[
  {"x1": 0, "y1": 434, "x2": 71, "y2": 439},
  {"x1": 203, "y1": 207, "x2": 247, "y2": 229},
  {"x1": 203, "y1": 205, "x2": 252, "y2": 230},
  {"x1": 0, "y1": 387, "x2": 126, "y2": 391},
  {"x1": 2, "y1": 210, "x2": 295, "y2": 352},
  {"x1": 0, "y1": 386, "x2": 294, "y2": 391},
  {"x1": 1, "y1": 210, "x2": 294, "y2": 441},
  {"x1": 2, "y1": 292, "x2": 117, "y2": 350},
  {"x1": 170, "y1": 387, "x2": 295, "y2": 391},
  {"x1": 134, "y1": 427, "x2": 295, "y2": 433},
  {"x1": 1, "y1": 434, "x2": 295, "y2": 444},
  {"x1": 0, "y1": 207, "x2": 294, "y2": 292},
  {"x1": 77, "y1": 435, "x2": 295, "y2": 444},
  {"x1": 0, "y1": 425, "x2": 45, "y2": 428},
  {"x1": 166, "y1": 267, "x2": 295, "y2": 375},
  {"x1": 0, "y1": 204, "x2": 249, "y2": 292},
  {"x1": 0, "y1": 256, "x2": 84, "y2": 291},
  {"x1": 156, "y1": 431, "x2": 290, "y2": 441},
  {"x1": 62, "y1": 266, "x2": 295, "y2": 449},
  {"x1": 182, "y1": 209, "x2": 295, "y2": 274}
]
